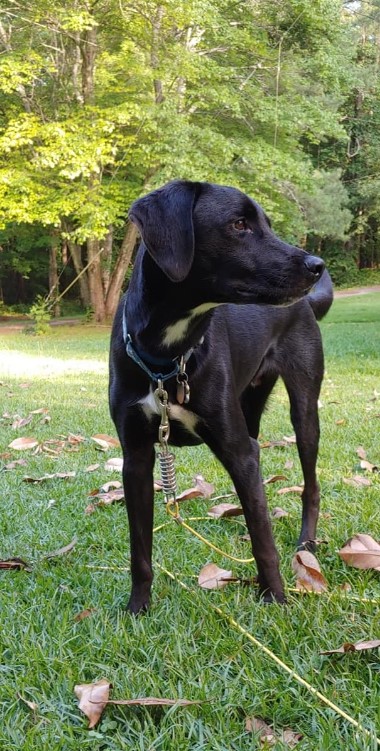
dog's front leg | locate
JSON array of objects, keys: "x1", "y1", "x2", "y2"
[
  {"x1": 200, "y1": 421, "x2": 285, "y2": 603},
  {"x1": 122, "y1": 443, "x2": 156, "y2": 614}
]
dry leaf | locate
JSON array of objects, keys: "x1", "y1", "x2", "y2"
[
  {"x1": 263, "y1": 474, "x2": 288, "y2": 485},
  {"x1": 74, "y1": 608, "x2": 97, "y2": 622},
  {"x1": 104, "y1": 457, "x2": 123, "y2": 472},
  {"x1": 284, "y1": 459, "x2": 294, "y2": 470},
  {"x1": 44, "y1": 538, "x2": 77, "y2": 560},
  {"x1": 292, "y1": 551, "x2": 328, "y2": 593},
  {"x1": 343, "y1": 475, "x2": 372, "y2": 487},
  {"x1": 30, "y1": 407, "x2": 49, "y2": 415},
  {"x1": 85, "y1": 463, "x2": 100, "y2": 472},
  {"x1": 8, "y1": 437, "x2": 39, "y2": 451},
  {"x1": 336, "y1": 419, "x2": 345, "y2": 425},
  {"x1": 272, "y1": 507, "x2": 289, "y2": 518},
  {"x1": 154, "y1": 479, "x2": 163, "y2": 491},
  {"x1": 338, "y1": 533, "x2": 380, "y2": 571},
  {"x1": 22, "y1": 472, "x2": 76, "y2": 484},
  {"x1": 67, "y1": 433, "x2": 86, "y2": 445},
  {"x1": 91, "y1": 434, "x2": 120, "y2": 450},
  {"x1": 0, "y1": 557, "x2": 31, "y2": 571},
  {"x1": 17, "y1": 693, "x2": 38, "y2": 712},
  {"x1": 321, "y1": 639, "x2": 380, "y2": 655},
  {"x1": 277, "y1": 485, "x2": 303, "y2": 495},
  {"x1": 103, "y1": 697, "x2": 201, "y2": 707},
  {"x1": 12, "y1": 415, "x2": 32, "y2": 429},
  {"x1": 283, "y1": 434, "x2": 296, "y2": 444},
  {"x1": 4, "y1": 458, "x2": 27, "y2": 470},
  {"x1": 360, "y1": 459, "x2": 378, "y2": 473},
  {"x1": 245, "y1": 717, "x2": 302, "y2": 747},
  {"x1": 207, "y1": 503, "x2": 243, "y2": 519},
  {"x1": 198, "y1": 563, "x2": 232, "y2": 589},
  {"x1": 19, "y1": 382, "x2": 30, "y2": 389},
  {"x1": 193, "y1": 475, "x2": 214, "y2": 498},
  {"x1": 74, "y1": 678, "x2": 111, "y2": 728},
  {"x1": 101, "y1": 480, "x2": 122, "y2": 493},
  {"x1": 356, "y1": 446, "x2": 367, "y2": 460}
]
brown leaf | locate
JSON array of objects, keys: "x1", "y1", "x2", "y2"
[
  {"x1": 74, "y1": 608, "x2": 97, "y2": 622},
  {"x1": 360, "y1": 459, "x2": 378, "y2": 473},
  {"x1": 277, "y1": 485, "x2": 304, "y2": 495},
  {"x1": 30, "y1": 407, "x2": 49, "y2": 415},
  {"x1": 91, "y1": 434, "x2": 120, "y2": 450},
  {"x1": 74, "y1": 678, "x2": 111, "y2": 728},
  {"x1": 321, "y1": 639, "x2": 380, "y2": 655},
  {"x1": 292, "y1": 551, "x2": 328, "y2": 593},
  {"x1": 154, "y1": 479, "x2": 163, "y2": 491},
  {"x1": 22, "y1": 472, "x2": 76, "y2": 484},
  {"x1": 336, "y1": 419, "x2": 346, "y2": 425},
  {"x1": 85, "y1": 463, "x2": 100, "y2": 472},
  {"x1": 103, "y1": 697, "x2": 201, "y2": 707},
  {"x1": 0, "y1": 557, "x2": 31, "y2": 571},
  {"x1": 8, "y1": 437, "x2": 39, "y2": 451},
  {"x1": 207, "y1": 503, "x2": 243, "y2": 519},
  {"x1": 245, "y1": 717, "x2": 302, "y2": 747},
  {"x1": 4, "y1": 458, "x2": 27, "y2": 470},
  {"x1": 67, "y1": 433, "x2": 86, "y2": 445},
  {"x1": 356, "y1": 446, "x2": 367, "y2": 460},
  {"x1": 283, "y1": 434, "x2": 296, "y2": 444},
  {"x1": 272, "y1": 507, "x2": 289, "y2": 518},
  {"x1": 100, "y1": 480, "x2": 122, "y2": 493},
  {"x1": 12, "y1": 415, "x2": 32, "y2": 429},
  {"x1": 104, "y1": 457, "x2": 123, "y2": 472},
  {"x1": 198, "y1": 563, "x2": 232, "y2": 589},
  {"x1": 176, "y1": 487, "x2": 205, "y2": 501},
  {"x1": 338, "y1": 533, "x2": 380, "y2": 571},
  {"x1": 260, "y1": 440, "x2": 288, "y2": 449},
  {"x1": 89, "y1": 489, "x2": 125, "y2": 508},
  {"x1": 284, "y1": 459, "x2": 294, "y2": 470},
  {"x1": 263, "y1": 474, "x2": 288, "y2": 485},
  {"x1": 19, "y1": 382, "x2": 31, "y2": 389},
  {"x1": 43, "y1": 537, "x2": 77, "y2": 560},
  {"x1": 193, "y1": 475, "x2": 215, "y2": 498},
  {"x1": 343, "y1": 475, "x2": 372, "y2": 488}
]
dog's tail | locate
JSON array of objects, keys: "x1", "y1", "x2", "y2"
[{"x1": 306, "y1": 268, "x2": 334, "y2": 320}]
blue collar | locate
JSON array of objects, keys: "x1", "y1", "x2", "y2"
[{"x1": 122, "y1": 298, "x2": 193, "y2": 383}]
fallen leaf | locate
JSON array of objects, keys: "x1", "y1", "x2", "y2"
[
  {"x1": 338, "y1": 533, "x2": 380, "y2": 571},
  {"x1": 321, "y1": 639, "x2": 380, "y2": 655},
  {"x1": 19, "y1": 382, "x2": 30, "y2": 389},
  {"x1": 277, "y1": 485, "x2": 304, "y2": 495},
  {"x1": 4, "y1": 458, "x2": 27, "y2": 470},
  {"x1": 74, "y1": 608, "x2": 97, "y2": 622},
  {"x1": 102, "y1": 697, "x2": 201, "y2": 707},
  {"x1": 193, "y1": 475, "x2": 214, "y2": 498},
  {"x1": 272, "y1": 507, "x2": 289, "y2": 518},
  {"x1": 356, "y1": 446, "x2": 367, "y2": 460},
  {"x1": 0, "y1": 557, "x2": 31, "y2": 571},
  {"x1": 100, "y1": 480, "x2": 122, "y2": 493},
  {"x1": 67, "y1": 433, "x2": 86, "y2": 445},
  {"x1": 283, "y1": 434, "x2": 296, "y2": 444},
  {"x1": 91, "y1": 434, "x2": 120, "y2": 450},
  {"x1": 30, "y1": 407, "x2": 49, "y2": 415},
  {"x1": 245, "y1": 717, "x2": 302, "y2": 747},
  {"x1": 154, "y1": 479, "x2": 163, "y2": 491},
  {"x1": 336, "y1": 419, "x2": 345, "y2": 425},
  {"x1": 360, "y1": 459, "x2": 378, "y2": 473},
  {"x1": 44, "y1": 538, "x2": 77, "y2": 560},
  {"x1": 74, "y1": 678, "x2": 111, "y2": 728},
  {"x1": 263, "y1": 474, "x2": 288, "y2": 485},
  {"x1": 198, "y1": 563, "x2": 232, "y2": 589},
  {"x1": 22, "y1": 471, "x2": 76, "y2": 484},
  {"x1": 12, "y1": 415, "x2": 32, "y2": 429},
  {"x1": 207, "y1": 503, "x2": 243, "y2": 518},
  {"x1": 292, "y1": 551, "x2": 328, "y2": 593},
  {"x1": 284, "y1": 459, "x2": 294, "y2": 470},
  {"x1": 85, "y1": 463, "x2": 100, "y2": 472},
  {"x1": 8, "y1": 437, "x2": 39, "y2": 451},
  {"x1": 87, "y1": 489, "x2": 125, "y2": 509},
  {"x1": 104, "y1": 457, "x2": 123, "y2": 472}
]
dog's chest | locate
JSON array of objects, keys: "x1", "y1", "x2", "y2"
[{"x1": 138, "y1": 388, "x2": 199, "y2": 437}]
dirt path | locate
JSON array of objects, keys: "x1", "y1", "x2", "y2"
[{"x1": 334, "y1": 284, "x2": 380, "y2": 298}]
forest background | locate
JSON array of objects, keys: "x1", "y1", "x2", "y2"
[{"x1": 0, "y1": 0, "x2": 380, "y2": 322}]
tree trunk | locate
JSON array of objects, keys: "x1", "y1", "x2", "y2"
[
  {"x1": 101, "y1": 226, "x2": 113, "y2": 297},
  {"x1": 48, "y1": 239, "x2": 60, "y2": 317},
  {"x1": 68, "y1": 241, "x2": 91, "y2": 308},
  {"x1": 105, "y1": 222, "x2": 139, "y2": 320},
  {"x1": 87, "y1": 237, "x2": 106, "y2": 322}
]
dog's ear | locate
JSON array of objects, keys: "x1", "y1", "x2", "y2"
[{"x1": 129, "y1": 181, "x2": 199, "y2": 282}]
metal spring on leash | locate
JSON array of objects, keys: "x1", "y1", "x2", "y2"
[{"x1": 158, "y1": 449, "x2": 177, "y2": 499}]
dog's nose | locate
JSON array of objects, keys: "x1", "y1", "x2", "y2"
[{"x1": 304, "y1": 255, "x2": 325, "y2": 278}]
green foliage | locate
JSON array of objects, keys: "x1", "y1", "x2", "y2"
[{"x1": 28, "y1": 295, "x2": 51, "y2": 335}]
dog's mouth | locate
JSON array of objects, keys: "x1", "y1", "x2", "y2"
[{"x1": 234, "y1": 284, "x2": 311, "y2": 307}]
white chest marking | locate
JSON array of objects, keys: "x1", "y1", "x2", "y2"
[
  {"x1": 163, "y1": 303, "x2": 221, "y2": 346},
  {"x1": 138, "y1": 389, "x2": 199, "y2": 435}
]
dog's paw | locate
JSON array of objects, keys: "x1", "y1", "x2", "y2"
[
  {"x1": 297, "y1": 538, "x2": 317, "y2": 553},
  {"x1": 260, "y1": 589, "x2": 287, "y2": 605},
  {"x1": 126, "y1": 596, "x2": 150, "y2": 616}
]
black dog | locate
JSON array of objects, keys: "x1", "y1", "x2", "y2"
[{"x1": 109, "y1": 180, "x2": 333, "y2": 614}]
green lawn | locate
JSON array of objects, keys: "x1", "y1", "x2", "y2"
[{"x1": 0, "y1": 294, "x2": 379, "y2": 750}]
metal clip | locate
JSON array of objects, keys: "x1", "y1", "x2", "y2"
[{"x1": 176, "y1": 356, "x2": 190, "y2": 404}]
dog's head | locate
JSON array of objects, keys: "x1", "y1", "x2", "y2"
[{"x1": 129, "y1": 180, "x2": 324, "y2": 306}]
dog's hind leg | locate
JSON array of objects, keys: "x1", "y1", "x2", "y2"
[
  {"x1": 240, "y1": 375, "x2": 279, "y2": 439},
  {"x1": 198, "y1": 412, "x2": 285, "y2": 603},
  {"x1": 283, "y1": 373, "x2": 322, "y2": 551}
]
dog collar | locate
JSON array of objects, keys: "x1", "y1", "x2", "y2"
[{"x1": 122, "y1": 299, "x2": 193, "y2": 384}]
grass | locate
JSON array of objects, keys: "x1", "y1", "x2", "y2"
[{"x1": 0, "y1": 294, "x2": 379, "y2": 751}]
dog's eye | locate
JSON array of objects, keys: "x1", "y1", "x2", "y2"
[{"x1": 233, "y1": 218, "x2": 247, "y2": 231}]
